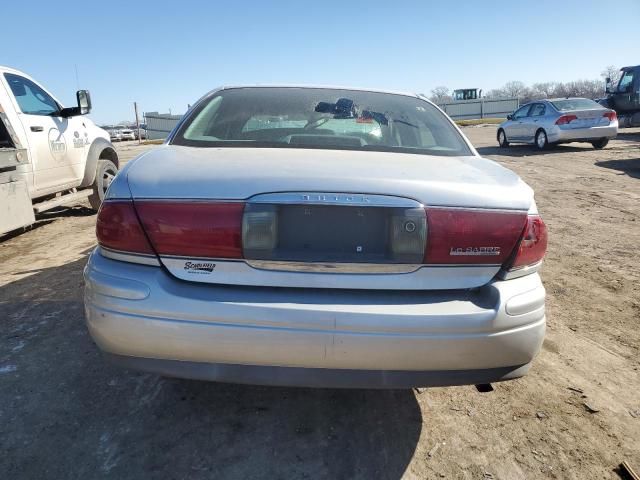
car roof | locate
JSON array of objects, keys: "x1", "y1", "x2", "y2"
[
  {"x1": 520, "y1": 97, "x2": 598, "y2": 107},
  {"x1": 183, "y1": 85, "x2": 437, "y2": 121},
  {"x1": 211, "y1": 84, "x2": 424, "y2": 100},
  {"x1": 0, "y1": 65, "x2": 28, "y2": 76},
  {"x1": 546, "y1": 97, "x2": 594, "y2": 102}
]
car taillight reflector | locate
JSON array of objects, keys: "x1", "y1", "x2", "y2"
[
  {"x1": 555, "y1": 114, "x2": 577, "y2": 125},
  {"x1": 603, "y1": 111, "x2": 617, "y2": 122},
  {"x1": 242, "y1": 204, "x2": 279, "y2": 255},
  {"x1": 389, "y1": 208, "x2": 427, "y2": 262},
  {"x1": 134, "y1": 201, "x2": 244, "y2": 258},
  {"x1": 96, "y1": 201, "x2": 154, "y2": 254},
  {"x1": 424, "y1": 208, "x2": 528, "y2": 264},
  {"x1": 507, "y1": 215, "x2": 548, "y2": 269}
]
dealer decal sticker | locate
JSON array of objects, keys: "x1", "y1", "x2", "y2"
[{"x1": 183, "y1": 261, "x2": 216, "y2": 274}]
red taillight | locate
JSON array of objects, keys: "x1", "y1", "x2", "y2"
[
  {"x1": 555, "y1": 114, "x2": 577, "y2": 125},
  {"x1": 603, "y1": 111, "x2": 617, "y2": 122},
  {"x1": 424, "y1": 209, "x2": 528, "y2": 264},
  {"x1": 96, "y1": 201, "x2": 154, "y2": 254},
  {"x1": 507, "y1": 215, "x2": 548, "y2": 269},
  {"x1": 97, "y1": 201, "x2": 547, "y2": 272},
  {"x1": 134, "y1": 201, "x2": 244, "y2": 258}
]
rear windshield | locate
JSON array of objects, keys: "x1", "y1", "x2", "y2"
[
  {"x1": 171, "y1": 87, "x2": 472, "y2": 157},
  {"x1": 551, "y1": 98, "x2": 602, "y2": 111}
]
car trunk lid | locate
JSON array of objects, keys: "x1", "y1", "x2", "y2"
[
  {"x1": 126, "y1": 146, "x2": 533, "y2": 290},
  {"x1": 126, "y1": 146, "x2": 532, "y2": 210},
  {"x1": 557, "y1": 108, "x2": 611, "y2": 129}
]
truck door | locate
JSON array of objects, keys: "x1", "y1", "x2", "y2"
[
  {"x1": 2, "y1": 73, "x2": 87, "y2": 195},
  {"x1": 614, "y1": 69, "x2": 638, "y2": 113}
]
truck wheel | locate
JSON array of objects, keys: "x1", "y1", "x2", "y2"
[
  {"x1": 591, "y1": 138, "x2": 609, "y2": 149},
  {"x1": 535, "y1": 129, "x2": 548, "y2": 150},
  {"x1": 89, "y1": 159, "x2": 118, "y2": 211}
]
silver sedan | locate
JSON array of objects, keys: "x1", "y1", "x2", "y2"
[
  {"x1": 84, "y1": 86, "x2": 548, "y2": 388},
  {"x1": 498, "y1": 98, "x2": 618, "y2": 150}
]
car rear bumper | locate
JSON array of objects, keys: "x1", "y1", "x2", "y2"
[
  {"x1": 104, "y1": 353, "x2": 533, "y2": 388},
  {"x1": 548, "y1": 123, "x2": 618, "y2": 143},
  {"x1": 84, "y1": 248, "x2": 546, "y2": 388}
]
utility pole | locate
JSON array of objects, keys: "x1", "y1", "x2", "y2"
[{"x1": 134, "y1": 102, "x2": 141, "y2": 145}]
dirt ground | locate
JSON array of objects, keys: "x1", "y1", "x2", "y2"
[{"x1": 1, "y1": 131, "x2": 639, "y2": 479}]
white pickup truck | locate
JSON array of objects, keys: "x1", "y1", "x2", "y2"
[{"x1": 0, "y1": 66, "x2": 118, "y2": 236}]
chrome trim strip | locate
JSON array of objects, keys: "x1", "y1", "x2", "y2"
[
  {"x1": 158, "y1": 255, "x2": 501, "y2": 272},
  {"x1": 498, "y1": 261, "x2": 543, "y2": 280},
  {"x1": 131, "y1": 198, "x2": 246, "y2": 203},
  {"x1": 248, "y1": 192, "x2": 422, "y2": 208},
  {"x1": 245, "y1": 260, "x2": 423, "y2": 274},
  {"x1": 160, "y1": 254, "x2": 245, "y2": 262},
  {"x1": 425, "y1": 205, "x2": 528, "y2": 213},
  {"x1": 159, "y1": 256, "x2": 502, "y2": 290},
  {"x1": 127, "y1": 197, "x2": 526, "y2": 213},
  {"x1": 99, "y1": 247, "x2": 161, "y2": 266}
]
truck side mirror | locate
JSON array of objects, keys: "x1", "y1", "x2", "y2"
[
  {"x1": 77, "y1": 90, "x2": 92, "y2": 115},
  {"x1": 60, "y1": 90, "x2": 92, "y2": 117},
  {"x1": 605, "y1": 77, "x2": 612, "y2": 94}
]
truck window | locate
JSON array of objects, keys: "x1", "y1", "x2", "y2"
[
  {"x1": 4, "y1": 73, "x2": 60, "y2": 116},
  {"x1": 617, "y1": 71, "x2": 634, "y2": 93}
]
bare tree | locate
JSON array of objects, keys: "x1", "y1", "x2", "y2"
[
  {"x1": 530, "y1": 82, "x2": 557, "y2": 100},
  {"x1": 601, "y1": 65, "x2": 621, "y2": 87},
  {"x1": 551, "y1": 80, "x2": 603, "y2": 99},
  {"x1": 429, "y1": 86, "x2": 451, "y2": 103},
  {"x1": 574, "y1": 79, "x2": 603, "y2": 98},
  {"x1": 556, "y1": 83, "x2": 573, "y2": 98},
  {"x1": 484, "y1": 88, "x2": 505, "y2": 99},
  {"x1": 432, "y1": 65, "x2": 613, "y2": 103},
  {"x1": 501, "y1": 81, "x2": 530, "y2": 99}
]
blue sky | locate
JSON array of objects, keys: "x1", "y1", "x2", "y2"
[{"x1": 4, "y1": 0, "x2": 638, "y2": 124}]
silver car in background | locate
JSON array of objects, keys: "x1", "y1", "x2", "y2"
[
  {"x1": 119, "y1": 128, "x2": 135, "y2": 141},
  {"x1": 84, "y1": 86, "x2": 548, "y2": 388},
  {"x1": 133, "y1": 128, "x2": 147, "y2": 140},
  {"x1": 108, "y1": 129, "x2": 122, "y2": 142},
  {"x1": 498, "y1": 98, "x2": 618, "y2": 150}
]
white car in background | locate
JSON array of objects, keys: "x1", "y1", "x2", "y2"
[
  {"x1": 108, "y1": 129, "x2": 122, "y2": 142},
  {"x1": 134, "y1": 128, "x2": 147, "y2": 140},
  {"x1": 119, "y1": 128, "x2": 135, "y2": 141},
  {"x1": 84, "y1": 86, "x2": 548, "y2": 388}
]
